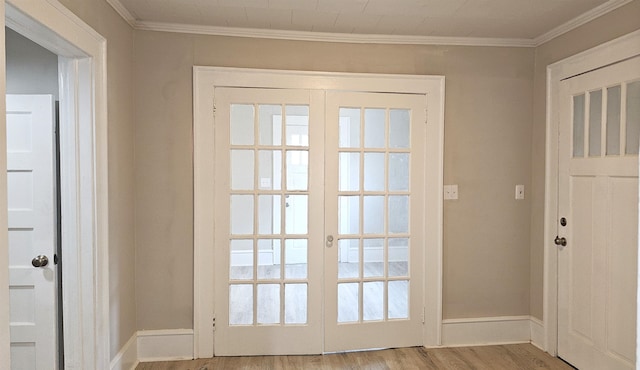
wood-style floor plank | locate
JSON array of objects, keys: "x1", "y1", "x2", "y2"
[{"x1": 135, "y1": 344, "x2": 575, "y2": 370}]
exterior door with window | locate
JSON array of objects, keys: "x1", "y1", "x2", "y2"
[{"x1": 557, "y1": 56, "x2": 639, "y2": 370}]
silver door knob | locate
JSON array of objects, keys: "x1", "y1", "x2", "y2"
[
  {"x1": 326, "y1": 235, "x2": 334, "y2": 248},
  {"x1": 32, "y1": 255, "x2": 49, "y2": 268},
  {"x1": 554, "y1": 236, "x2": 567, "y2": 247}
]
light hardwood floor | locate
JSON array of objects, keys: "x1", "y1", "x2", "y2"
[{"x1": 136, "y1": 344, "x2": 576, "y2": 370}]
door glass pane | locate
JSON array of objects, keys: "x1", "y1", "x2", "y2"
[
  {"x1": 257, "y1": 284, "x2": 280, "y2": 324},
  {"x1": 338, "y1": 239, "x2": 359, "y2": 279},
  {"x1": 363, "y1": 282, "x2": 384, "y2": 321},
  {"x1": 231, "y1": 195, "x2": 253, "y2": 235},
  {"x1": 258, "y1": 195, "x2": 281, "y2": 235},
  {"x1": 573, "y1": 94, "x2": 585, "y2": 157},
  {"x1": 363, "y1": 196, "x2": 384, "y2": 234},
  {"x1": 589, "y1": 90, "x2": 602, "y2": 157},
  {"x1": 257, "y1": 239, "x2": 281, "y2": 279},
  {"x1": 338, "y1": 283, "x2": 359, "y2": 323},
  {"x1": 285, "y1": 284, "x2": 307, "y2": 324},
  {"x1": 339, "y1": 196, "x2": 360, "y2": 234},
  {"x1": 286, "y1": 105, "x2": 309, "y2": 146},
  {"x1": 389, "y1": 153, "x2": 409, "y2": 191},
  {"x1": 339, "y1": 153, "x2": 360, "y2": 191},
  {"x1": 388, "y1": 238, "x2": 409, "y2": 277},
  {"x1": 229, "y1": 284, "x2": 253, "y2": 325},
  {"x1": 259, "y1": 105, "x2": 282, "y2": 146},
  {"x1": 363, "y1": 239, "x2": 384, "y2": 278},
  {"x1": 388, "y1": 196, "x2": 409, "y2": 234},
  {"x1": 607, "y1": 85, "x2": 621, "y2": 156},
  {"x1": 339, "y1": 108, "x2": 361, "y2": 148},
  {"x1": 286, "y1": 150, "x2": 308, "y2": 191},
  {"x1": 230, "y1": 104, "x2": 254, "y2": 145},
  {"x1": 388, "y1": 280, "x2": 409, "y2": 319},
  {"x1": 364, "y1": 153, "x2": 385, "y2": 191},
  {"x1": 285, "y1": 195, "x2": 307, "y2": 234},
  {"x1": 285, "y1": 239, "x2": 307, "y2": 279},
  {"x1": 626, "y1": 81, "x2": 640, "y2": 155},
  {"x1": 389, "y1": 109, "x2": 410, "y2": 148},
  {"x1": 364, "y1": 109, "x2": 385, "y2": 148},
  {"x1": 230, "y1": 239, "x2": 253, "y2": 280},
  {"x1": 258, "y1": 150, "x2": 282, "y2": 190},
  {"x1": 230, "y1": 150, "x2": 254, "y2": 190}
]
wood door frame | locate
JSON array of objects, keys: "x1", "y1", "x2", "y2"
[
  {"x1": 543, "y1": 28, "x2": 640, "y2": 357},
  {"x1": 193, "y1": 67, "x2": 445, "y2": 358},
  {"x1": 0, "y1": 1, "x2": 109, "y2": 368}
]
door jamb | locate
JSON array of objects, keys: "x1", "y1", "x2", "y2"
[
  {"x1": 1, "y1": 1, "x2": 110, "y2": 368},
  {"x1": 543, "y1": 28, "x2": 640, "y2": 356}
]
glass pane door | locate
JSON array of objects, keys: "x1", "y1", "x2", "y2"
[
  {"x1": 213, "y1": 87, "x2": 324, "y2": 355},
  {"x1": 324, "y1": 91, "x2": 426, "y2": 352}
]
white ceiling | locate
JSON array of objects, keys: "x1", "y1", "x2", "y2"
[{"x1": 111, "y1": 0, "x2": 629, "y2": 44}]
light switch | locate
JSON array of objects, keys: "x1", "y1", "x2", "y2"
[
  {"x1": 444, "y1": 185, "x2": 458, "y2": 200},
  {"x1": 515, "y1": 185, "x2": 525, "y2": 200}
]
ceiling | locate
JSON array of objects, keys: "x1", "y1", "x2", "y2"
[{"x1": 111, "y1": 0, "x2": 629, "y2": 45}]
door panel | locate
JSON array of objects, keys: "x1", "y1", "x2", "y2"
[
  {"x1": 558, "y1": 56, "x2": 639, "y2": 370},
  {"x1": 7, "y1": 95, "x2": 57, "y2": 369}
]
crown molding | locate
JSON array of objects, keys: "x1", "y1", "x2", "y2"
[
  {"x1": 136, "y1": 21, "x2": 536, "y2": 47},
  {"x1": 533, "y1": 0, "x2": 633, "y2": 46},
  {"x1": 105, "y1": 0, "x2": 136, "y2": 28}
]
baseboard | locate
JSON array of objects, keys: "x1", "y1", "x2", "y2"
[
  {"x1": 137, "y1": 329, "x2": 194, "y2": 362},
  {"x1": 110, "y1": 333, "x2": 139, "y2": 370},
  {"x1": 529, "y1": 317, "x2": 545, "y2": 350},
  {"x1": 441, "y1": 316, "x2": 532, "y2": 347}
]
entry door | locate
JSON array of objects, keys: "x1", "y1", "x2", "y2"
[
  {"x1": 7, "y1": 95, "x2": 57, "y2": 369},
  {"x1": 558, "y1": 56, "x2": 640, "y2": 370}
]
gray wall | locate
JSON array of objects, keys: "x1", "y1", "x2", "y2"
[{"x1": 5, "y1": 28, "x2": 58, "y2": 99}]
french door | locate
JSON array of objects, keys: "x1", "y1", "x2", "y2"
[{"x1": 212, "y1": 86, "x2": 426, "y2": 355}]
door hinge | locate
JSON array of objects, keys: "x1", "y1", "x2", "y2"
[
  {"x1": 213, "y1": 103, "x2": 217, "y2": 117},
  {"x1": 425, "y1": 108, "x2": 428, "y2": 124},
  {"x1": 421, "y1": 307, "x2": 425, "y2": 324},
  {"x1": 213, "y1": 314, "x2": 216, "y2": 331}
]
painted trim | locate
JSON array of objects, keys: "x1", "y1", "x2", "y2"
[
  {"x1": 103, "y1": 0, "x2": 628, "y2": 48},
  {"x1": 440, "y1": 316, "x2": 532, "y2": 347},
  {"x1": 544, "y1": 29, "x2": 640, "y2": 357},
  {"x1": 530, "y1": 317, "x2": 545, "y2": 351},
  {"x1": 110, "y1": 334, "x2": 139, "y2": 370},
  {"x1": 137, "y1": 329, "x2": 194, "y2": 362}
]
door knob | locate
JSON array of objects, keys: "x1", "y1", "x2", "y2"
[
  {"x1": 326, "y1": 235, "x2": 334, "y2": 248},
  {"x1": 31, "y1": 255, "x2": 49, "y2": 268},
  {"x1": 554, "y1": 236, "x2": 567, "y2": 247}
]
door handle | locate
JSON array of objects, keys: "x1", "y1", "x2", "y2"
[
  {"x1": 32, "y1": 255, "x2": 49, "y2": 268},
  {"x1": 554, "y1": 236, "x2": 567, "y2": 247},
  {"x1": 326, "y1": 235, "x2": 334, "y2": 248}
]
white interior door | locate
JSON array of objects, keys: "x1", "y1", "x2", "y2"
[
  {"x1": 7, "y1": 94, "x2": 57, "y2": 369},
  {"x1": 558, "y1": 56, "x2": 640, "y2": 370}
]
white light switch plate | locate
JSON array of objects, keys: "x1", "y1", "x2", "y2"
[
  {"x1": 515, "y1": 184, "x2": 525, "y2": 200},
  {"x1": 444, "y1": 185, "x2": 458, "y2": 200}
]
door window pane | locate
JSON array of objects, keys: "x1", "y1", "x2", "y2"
[
  {"x1": 229, "y1": 284, "x2": 253, "y2": 325},
  {"x1": 257, "y1": 239, "x2": 281, "y2": 279},
  {"x1": 230, "y1": 104, "x2": 254, "y2": 145},
  {"x1": 388, "y1": 238, "x2": 409, "y2": 277},
  {"x1": 338, "y1": 239, "x2": 359, "y2": 279},
  {"x1": 339, "y1": 153, "x2": 360, "y2": 191},
  {"x1": 589, "y1": 90, "x2": 602, "y2": 157},
  {"x1": 338, "y1": 283, "x2": 359, "y2": 323},
  {"x1": 286, "y1": 150, "x2": 308, "y2": 191},
  {"x1": 607, "y1": 85, "x2": 621, "y2": 155},
  {"x1": 339, "y1": 108, "x2": 360, "y2": 148},
  {"x1": 389, "y1": 109, "x2": 410, "y2": 148},
  {"x1": 259, "y1": 105, "x2": 282, "y2": 146},
  {"x1": 388, "y1": 281, "x2": 409, "y2": 319},
  {"x1": 389, "y1": 153, "x2": 409, "y2": 191},
  {"x1": 339, "y1": 196, "x2": 360, "y2": 235},
  {"x1": 231, "y1": 195, "x2": 253, "y2": 235},
  {"x1": 257, "y1": 284, "x2": 280, "y2": 324},
  {"x1": 230, "y1": 150, "x2": 254, "y2": 190},
  {"x1": 364, "y1": 153, "x2": 385, "y2": 191},
  {"x1": 286, "y1": 105, "x2": 309, "y2": 146},
  {"x1": 230, "y1": 239, "x2": 253, "y2": 280},
  {"x1": 363, "y1": 239, "x2": 384, "y2": 278},
  {"x1": 285, "y1": 239, "x2": 307, "y2": 279},
  {"x1": 364, "y1": 109, "x2": 385, "y2": 148},
  {"x1": 573, "y1": 94, "x2": 585, "y2": 157},
  {"x1": 363, "y1": 196, "x2": 384, "y2": 234},
  {"x1": 626, "y1": 81, "x2": 640, "y2": 155},
  {"x1": 363, "y1": 282, "x2": 384, "y2": 321},
  {"x1": 285, "y1": 284, "x2": 307, "y2": 324},
  {"x1": 285, "y1": 195, "x2": 308, "y2": 234},
  {"x1": 258, "y1": 195, "x2": 281, "y2": 235},
  {"x1": 388, "y1": 196, "x2": 409, "y2": 234},
  {"x1": 258, "y1": 150, "x2": 282, "y2": 190}
]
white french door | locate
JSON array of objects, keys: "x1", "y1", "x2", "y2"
[
  {"x1": 212, "y1": 87, "x2": 427, "y2": 355},
  {"x1": 557, "y1": 56, "x2": 640, "y2": 370}
]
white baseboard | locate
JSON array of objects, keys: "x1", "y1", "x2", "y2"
[
  {"x1": 441, "y1": 316, "x2": 533, "y2": 347},
  {"x1": 529, "y1": 317, "x2": 545, "y2": 350},
  {"x1": 137, "y1": 329, "x2": 194, "y2": 362},
  {"x1": 110, "y1": 333, "x2": 139, "y2": 370}
]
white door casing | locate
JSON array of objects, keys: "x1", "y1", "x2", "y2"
[
  {"x1": 193, "y1": 67, "x2": 445, "y2": 358},
  {"x1": 7, "y1": 95, "x2": 56, "y2": 369},
  {"x1": 557, "y1": 56, "x2": 639, "y2": 370}
]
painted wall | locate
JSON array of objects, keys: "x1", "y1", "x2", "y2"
[
  {"x1": 133, "y1": 30, "x2": 535, "y2": 329},
  {"x1": 529, "y1": 0, "x2": 640, "y2": 320},
  {"x1": 55, "y1": 0, "x2": 137, "y2": 360},
  {"x1": 5, "y1": 28, "x2": 58, "y2": 99}
]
